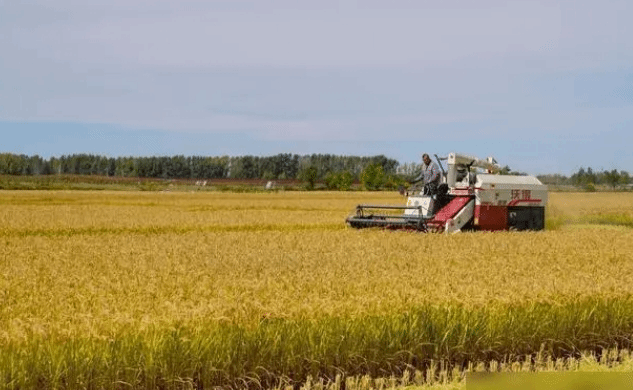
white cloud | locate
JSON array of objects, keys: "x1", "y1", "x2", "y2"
[
  {"x1": 1, "y1": 0, "x2": 632, "y2": 168},
  {"x1": 5, "y1": 1, "x2": 569, "y2": 70},
  {"x1": 5, "y1": 0, "x2": 632, "y2": 74}
]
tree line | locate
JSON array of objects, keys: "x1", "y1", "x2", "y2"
[
  {"x1": 538, "y1": 167, "x2": 632, "y2": 190},
  {"x1": 0, "y1": 153, "x2": 400, "y2": 182},
  {"x1": 2, "y1": 153, "x2": 630, "y2": 190}
]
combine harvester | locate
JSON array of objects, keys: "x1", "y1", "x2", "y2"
[{"x1": 346, "y1": 152, "x2": 548, "y2": 233}]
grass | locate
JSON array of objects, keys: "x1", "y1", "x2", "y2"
[
  {"x1": 3, "y1": 299, "x2": 633, "y2": 388},
  {"x1": 1, "y1": 190, "x2": 633, "y2": 388},
  {"x1": 545, "y1": 192, "x2": 633, "y2": 230},
  {"x1": 0, "y1": 174, "x2": 306, "y2": 192}
]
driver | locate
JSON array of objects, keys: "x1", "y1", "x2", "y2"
[{"x1": 409, "y1": 153, "x2": 441, "y2": 195}]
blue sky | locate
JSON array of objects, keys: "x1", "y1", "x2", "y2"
[{"x1": 1, "y1": 0, "x2": 632, "y2": 175}]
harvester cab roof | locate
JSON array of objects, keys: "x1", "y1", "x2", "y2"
[{"x1": 346, "y1": 152, "x2": 548, "y2": 233}]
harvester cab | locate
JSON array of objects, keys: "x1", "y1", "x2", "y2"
[{"x1": 346, "y1": 152, "x2": 548, "y2": 233}]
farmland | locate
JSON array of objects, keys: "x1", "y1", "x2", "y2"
[{"x1": 1, "y1": 190, "x2": 633, "y2": 389}]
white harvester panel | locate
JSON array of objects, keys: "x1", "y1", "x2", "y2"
[
  {"x1": 404, "y1": 196, "x2": 434, "y2": 218},
  {"x1": 474, "y1": 174, "x2": 547, "y2": 207},
  {"x1": 473, "y1": 174, "x2": 548, "y2": 231},
  {"x1": 445, "y1": 199, "x2": 475, "y2": 233}
]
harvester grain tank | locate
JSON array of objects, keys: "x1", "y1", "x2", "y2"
[{"x1": 346, "y1": 152, "x2": 548, "y2": 232}]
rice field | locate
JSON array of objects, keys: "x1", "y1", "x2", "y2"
[{"x1": 1, "y1": 190, "x2": 633, "y2": 389}]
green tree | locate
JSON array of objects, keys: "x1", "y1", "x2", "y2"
[
  {"x1": 299, "y1": 166, "x2": 318, "y2": 190},
  {"x1": 383, "y1": 174, "x2": 405, "y2": 190},
  {"x1": 0, "y1": 153, "x2": 27, "y2": 175},
  {"x1": 499, "y1": 165, "x2": 512, "y2": 175},
  {"x1": 325, "y1": 171, "x2": 354, "y2": 191},
  {"x1": 337, "y1": 171, "x2": 353, "y2": 191},
  {"x1": 239, "y1": 156, "x2": 258, "y2": 179},
  {"x1": 604, "y1": 169, "x2": 621, "y2": 190},
  {"x1": 619, "y1": 171, "x2": 631, "y2": 189},
  {"x1": 116, "y1": 157, "x2": 136, "y2": 177},
  {"x1": 361, "y1": 163, "x2": 385, "y2": 191},
  {"x1": 586, "y1": 167, "x2": 596, "y2": 185},
  {"x1": 324, "y1": 171, "x2": 338, "y2": 190},
  {"x1": 107, "y1": 159, "x2": 116, "y2": 176},
  {"x1": 571, "y1": 167, "x2": 586, "y2": 186},
  {"x1": 40, "y1": 161, "x2": 53, "y2": 175}
]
